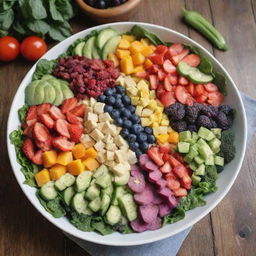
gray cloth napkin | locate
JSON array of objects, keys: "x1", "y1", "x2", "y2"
[{"x1": 66, "y1": 92, "x2": 256, "y2": 256}]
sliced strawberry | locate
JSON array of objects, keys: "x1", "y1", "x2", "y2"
[
  {"x1": 55, "y1": 119, "x2": 70, "y2": 138},
  {"x1": 23, "y1": 124, "x2": 35, "y2": 138},
  {"x1": 135, "y1": 71, "x2": 148, "y2": 79},
  {"x1": 173, "y1": 165, "x2": 187, "y2": 178},
  {"x1": 166, "y1": 154, "x2": 182, "y2": 168},
  {"x1": 49, "y1": 105, "x2": 66, "y2": 120},
  {"x1": 155, "y1": 45, "x2": 168, "y2": 55},
  {"x1": 27, "y1": 119, "x2": 37, "y2": 127},
  {"x1": 66, "y1": 111, "x2": 81, "y2": 124},
  {"x1": 150, "y1": 54, "x2": 165, "y2": 65},
  {"x1": 178, "y1": 76, "x2": 189, "y2": 86},
  {"x1": 26, "y1": 106, "x2": 37, "y2": 121},
  {"x1": 180, "y1": 175, "x2": 192, "y2": 190},
  {"x1": 207, "y1": 92, "x2": 224, "y2": 106},
  {"x1": 37, "y1": 103, "x2": 51, "y2": 115},
  {"x1": 175, "y1": 86, "x2": 188, "y2": 104},
  {"x1": 159, "y1": 91, "x2": 176, "y2": 107},
  {"x1": 172, "y1": 152, "x2": 185, "y2": 164},
  {"x1": 159, "y1": 143, "x2": 173, "y2": 154},
  {"x1": 157, "y1": 69, "x2": 166, "y2": 81},
  {"x1": 163, "y1": 59, "x2": 176, "y2": 74},
  {"x1": 22, "y1": 121, "x2": 28, "y2": 129},
  {"x1": 166, "y1": 171, "x2": 178, "y2": 180},
  {"x1": 32, "y1": 150, "x2": 43, "y2": 165},
  {"x1": 35, "y1": 137, "x2": 52, "y2": 152},
  {"x1": 167, "y1": 178, "x2": 181, "y2": 191},
  {"x1": 61, "y1": 97, "x2": 78, "y2": 114},
  {"x1": 182, "y1": 54, "x2": 201, "y2": 67},
  {"x1": 52, "y1": 136, "x2": 75, "y2": 152},
  {"x1": 194, "y1": 84, "x2": 207, "y2": 96},
  {"x1": 204, "y1": 83, "x2": 218, "y2": 92},
  {"x1": 147, "y1": 64, "x2": 160, "y2": 74},
  {"x1": 39, "y1": 114, "x2": 54, "y2": 129},
  {"x1": 149, "y1": 74, "x2": 158, "y2": 90},
  {"x1": 156, "y1": 86, "x2": 166, "y2": 99},
  {"x1": 168, "y1": 75, "x2": 178, "y2": 85},
  {"x1": 22, "y1": 138, "x2": 35, "y2": 161},
  {"x1": 70, "y1": 104, "x2": 86, "y2": 117},
  {"x1": 173, "y1": 188, "x2": 187, "y2": 197},
  {"x1": 186, "y1": 96, "x2": 196, "y2": 106},
  {"x1": 186, "y1": 82, "x2": 195, "y2": 96},
  {"x1": 160, "y1": 161, "x2": 172, "y2": 174},
  {"x1": 33, "y1": 122, "x2": 50, "y2": 142},
  {"x1": 68, "y1": 124, "x2": 83, "y2": 143},
  {"x1": 168, "y1": 43, "x2": 184, "y2": 56},
  {"x1": 195, "y1": 94, "x2": 208, "y2": 103},
  {"x1": 147, "y1": 146, "x2": 164, "y2": 166},
  {"x1": 171, "y1": 48, "x2": 189, "y2": 65}
]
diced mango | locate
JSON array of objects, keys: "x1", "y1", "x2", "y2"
[
  {"x1": 141, "y1": 46, "x2": 154, "y2": 57},
  {"x1": 132, "y1": 65, "x2": 144, "y2": 74},
  {"x1": 118, "y1": 39, "x2": 130, "y2": 49},
  {"x1": 120, "y1": 56, "x2": 134, "y2": 75},
  {"x1": 42, "y1": 150, "x2": 57, "y2": 168},
  {"x1": 56, "y1": 152, "x2": 73, "y2": 166},
  {"x1": 83, "y1": 147, "x2": 97, "y2": 159},
  {"x1": 129, "y1": 41, "x2": 144, "y2": 54},
  {"x1": 131, "y1": 96, "x2": 140, "y2": 105},
  {"x1": 150, "y1": 45, "x2": 156, "y2": 51},
  {"x1": 148, "y1": 100, "x2": 157, "y2": 110},
  {"x1": 122, "y1": 34, "x2": 136, "y2": 43},
  {"x1": 155, "y1": 106, "x2": 164, "y2": 114},
  {"x1": 141, "y1": 38, "x2": 150, "y2": 46},
  {"x1": 132, "y1": 52, "x2": 145, "y2": 66},
  {"x1": 49, "y1": 164, "x2": 66, "y2": 180},
  {"x1": 67, "y1": 159, "x2": 84, "y2": 176},
  {"x1": 140, "y1": 98, "x2": 150, "y2": 107},
  {"x1": 140, "y1": 88, "x2": 150, "y2": 98},
  {"x1": 137, "y1": 79, "x2": 149, "y2": 90},
  {"x1": 108, "y1": 53, "x2": 119, "y2": 67},
  {"x1": 168, "y1": 131, "x2": 179, "y2": 144},
  {"x1": 83, "y1": 158, "x2": 100, "y2": 171},
  {"x1": 157, "y1": 134, "x2": 169, "y2": 144},
  {"x1": 161, "y1": 119, "x2": 170, "y2": 126},
  {"x1": 150, "y1": 114, "x2": 158, "y2": 123},
  {"x1": 35, "y1": 169, "x2": 51, "y2": 187},
  {"x1": 144, "y1": 58, "x2": 153, "y2": 69},
  {"x1": 116, "y1": 49, "x2": 130, "y2": 59},
  {"x1": 72, "y1": 143, "x2": 86, "y2": 159},
  {"x1": 141, "y1": 117, "x2": 152, "y2": 126},
  {"x1": 152, "y1": 122, "x2": 159, "y2": 128}
]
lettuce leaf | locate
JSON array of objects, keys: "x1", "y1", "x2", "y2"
[
  {"x1": 32, "y1": 59, "x2": 57, "y2": 81},
  {"x1": 18, "y1": 104, "x2": 29, "y2": 122}
]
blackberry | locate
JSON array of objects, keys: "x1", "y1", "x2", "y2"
[
  {"x1": 165, "y1": 103, "x2": 185, "y2": 121},
  {"x1": 186, "y1": 105, "x2": 200, "y2": 120},
  {"x1": 218, "y1": 105, "x2": 233, "y2": 116},
  {"x1": 187, "y1": 124, "x2": 197, "y2": 132},
  {"x1": 201, "y1": 105, "x2": 218, "y2": 118},
  {"x1": 211, "y1": 119, "x2": 218, "y2": 128},
  {"x1": 171, "y1": 120, "x2": 187, "y2": 132},
  {"x1": 216, "y1": 112, "x2": 230, "y2": 130},
  {"x1": 196, "y1": 115, "x2": 212, "y2": 129}
]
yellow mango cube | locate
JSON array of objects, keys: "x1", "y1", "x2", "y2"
[
  {"x1": 56, "y1": 152, "x2": 73, "y2": 166},
  {"x1": 120, "y1": 56, "x2": 134, "y2": 75},
  {"x1": 137, "y1": 79, "x2": 149, "y2": 90},
  {"x1": 140, "y1": 98, "x2": 150, "y2": 107},
  {"x1": 129, "y1": 41, "x2": 144, "y2": 54},
  {"x1": 144, "y1": 58, "x2": 153, "y2": 69},
  {"x1": 140, "y1": 38, "x2": 150, "y2": 46},
  {"x1": 140, "y1": 88, "x2": 150, "y2": 98},
  {"x1": 132, "y1": 65, "x2": 144, "y2": 74},
  {"x1": 72, "y1": 143, "x2": 86, "y2": 159},
  {"x1": 168, "y1": 131, "x2": 179, "y2": 144},
  {"x1": 83, "y1": 147, "x2": 97, "y2": 159},
  {"x1": 150, "y1": 114, "x2": 158, "y2": 122},
  {"x1": 141, "y1": 46, "x2": 154, "y2": 57},
  {"x1": 155, "y1": 106, "x2": 164, "y2": 114},
  {"x1": 161, "y1": 119, "x2": 170, "y2": 126},
  {"x1": 152, "y1": 122, "x2": 159, "y2": 128},
  {"x1": 35, "y1": 169, "x2": 51, "y2": 187},
  {"x1": 116, "y1": 49, "x2": 130, "y2": 59},
  {"x1": 118, "y1": 39, "x2": 130, "y2": 49},
  {"x1": 157, "y1": 134, "x2": 169, "y2": 144},
  {"x1": 108, "y1": 53, "x2": 119, "y2": 67},
  {"x1": 43, "y1": 150, "x2": 57, "y2": 168},
  {"x1": 132, "y1": 53, "x2": 145, "y2": 66},
  {"x1": 122, "y1": 34, "x2": 136, "y2": 43},
  {"x1": 83, "y1": 158, "x2": 100, "y2": 171},
  {"x1": 141, "y1": 118, "x2": 152, "y2": 126},
  {"x1": 67, "y1": 159, "x2": 84, "y2": 176},
  {"x1": 49, "y1": 164, "x2": 66, "y2": 180},
  {"x1": 148, "y1": 100, "x2": 157, "y2": 110},
  {"x1": 131, "y1": 96, "x2": 140, "y2": 105}
]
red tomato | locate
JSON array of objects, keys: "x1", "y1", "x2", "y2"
[
  {"x1": 20, "y1": 36, "x2": 47, "y2": 61},
  {"x1": 0, "y1": 36, "x2": 20, "y2": 62}
]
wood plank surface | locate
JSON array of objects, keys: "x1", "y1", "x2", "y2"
[{"x1": 0, "y1": 1, "x2": 255, "y2": 256}]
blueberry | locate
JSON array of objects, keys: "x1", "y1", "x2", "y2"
[
  {"x1": 111, "y1": 0, "x2": 121, "y2": 6},
  {"x1": 105, "y1": 88, "x2": 114, "y2": 96},
  {"x1": 115, "y1": 117, "x2": 123, "y2": 126},
  {"x1": 131, "y1": 124, "x2": 144, "y2": 134},
  {"x1": 116, "y1": 94, "x2": 122, "y2": 99},
  {"x1": 147, "y1": 135, "x2": 156, "y2": 144},
  {"x1": 114, "y1": 98, "x2": 123, "y2": 108},
  {"x1": 123, "y1": 119, "x2": 133, "y2": 129},
  {"x1": 121, "y1": 95, "x2": 131, "y2": 105},
  {"x1": 96, "y1": 0, "x2": 106, "y2": 8},
  {"x1": 130, "y1": 115, "x2": 141, "y2": 124},
  {"x1": 128, "y1": 105, "x2": 136, "y2": 113},
  {"x1": 121, "y1": 128, "x2": 130, "y2": 138},
  {"x1": 129, "y1": 142, "x2": 139, "y2": 151},
  {"x1": 111, "y1": 109, "x2": 120, "y2": 119},
  {"x1": 138, "y1": 132, "x2": 148, "y2": 143},
  {"x1": 121, "y1": 108, "x2": 131, "y2": 118},
  {"x1": 97, "y1": 94, "x2": 106, "y2": 102},
  {"x1": 104, "y1": 105, "x2": 113, "y2": 113},
  {"x1": 106, "y1": 96, "x2": 116, "y2": 105},
  {"x1": 116, "y1": 85, "x2": 125, "y2": 94},
  {"x1": 140, "y1": 142, "x2": 149, "y2": 152},
  {"x1": 128, "y1": 134, "x2": 137, "y2": 143},
  {"x1": 135, "y1": 149, "x2": 143, "y2": 158},
  {"x1": 144, "y1": 126, "x2": 153, "y2": 135}
]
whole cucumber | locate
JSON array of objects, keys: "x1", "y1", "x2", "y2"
[{"x1": 182, "y1": 8, "x2": 228, "y2": 51}]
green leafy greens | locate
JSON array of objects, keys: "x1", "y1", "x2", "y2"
[{"x1": 32, "y1": 59, "x2": 57, "y2": 81}]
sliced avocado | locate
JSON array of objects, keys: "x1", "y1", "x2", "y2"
[
  {"x1": 102, "y1": 35, "x2": 121, "y2": 60},
  {"x1": 49, "y1": 79, "x2": 64, "y2": 106},
  {"x1": 74, "y1": 41, "x2": 85, "y2": 56},
  {"x1": 43, "y1": 82, "x2": 56, "y2": 104},
  {"x1": 96, "y1": 28, "x2": 118, "y2": 50},
  {"x1": 25, "y1": 80, "x2": 40, "y2": 105},
  {"x1": 34, "y1": 80, "x2": 48, "y2": 105},
  {"x1": 83, "y1": 36, "x2": 96, "y2": 59}
]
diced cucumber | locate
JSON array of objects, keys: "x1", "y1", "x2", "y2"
[
  {"x1": 192, "y1": 173, "x2": 201, "y2": 185},
  {"x1": 118, "y1": 193, "x2": 137, "y2": 221},
  {"x1": 93, "y1": 165, "x2": 108, "y2": 179},
  {"x1": 192, "y1": 132, "x2": 199, "y2": 142},
  {"x1": 96, "y1": 28, "x2": 118, "y2": 51},
  {"x1": 198, "y1": 143, "x2": 213, "y2": 159},
  {"x1": 105, "y1": 205, "x2": 121, "y2": 225},
  {"x1": 208, "y1": 137, "x2": 221, "y2": 153},
  {"x1": 40, "y1": 181, "x2": 58, "y2": 201},
  {"x1": 72, "y1": 192, "x2": 89, "y2": 214},
  {"x1": 100, "y1": 193, "x2": 111, "y2": 216},
  {"x1": 95, "y1": 173, "x2": 112, "y2": 188},
  {"x1": 194, "y1": 155, "x2": 205, "y2": 165},
  {"x1": 55, "y1": 173, "x2": 76, "y2": 191},
  {"x1": 102, "y1": 35, "x2": 121, "y2": 60},
  {"x1": 85, "y1": 183, "x2": 100, "y2": 201},
  {"x1": 82, "y1": 36, "x2": 96, "y2": 59},
  {"x1": 214, "y1": 156, "x2": 224, "y2": 166},
  {"x1": 205, "y1": 155, "x2": 215, "y2": 166},
  {"x1": 102, "y1": 184, "x2": 114, "y2": 196},
  {"x1": 114, "y1": 171, "x2": 130, "y2": 186},
  {"x1": 112, "y1": 186, "x2": 129, "y2": 206},
  {"x1": 179, "y1": 131, "x2": 191, "y2": 142},
  {"x1": 74, "y1": 41, "x2": 85, "y2": 56},
  {"x1": 63, "y1": 186, "x2": 75, "y2": 206},
  {"x1": 189, "y1": 161, "x2": 198, "y2": 171},
  {"x1": 75, "y1": 171, "x2": 92, "y2": 192},
  {"x1": 178, "y1": 142, "x2": 190, "y2": 153},
  {"x1": 198, "y1": 127, "x2": 215, "y2": 141},
  {"x1": 197, "y1": 138, "x2": 207, "y2": 147},
  {"x1": 88, "y1": 196, "x2": 101, "y2": 212},
  {"x1": 184, "y1": 154, "x2": 193, "y2": 163},
  {"x1": 195, "y1": 164, "x2": 205, "y2": 176},
  {"x1": 211, "y1": 128, "x2": 222, "y2": 139}
]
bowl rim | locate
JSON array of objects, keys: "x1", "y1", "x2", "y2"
[{"x1": 7, "y1": 22, "x2": 247, "y2": 246}]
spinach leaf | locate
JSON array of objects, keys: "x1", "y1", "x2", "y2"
[
  {"x1": 28, "y1": 0, "x2": 47, "y2": 20},
  {"x1": 0, "y1": 8, "x2": 14, "y2": 31},
  {"x1": 212, "y1": 72, "x2": 227, "y2": 96},
  {"x1": 91, "y1": 217, "x2": 114, "y2": 235},
  {"x1": 48, "y1": 21, "x2": 72, "y2": 41},
  {"x1": 112, "y1": 222, "x2": 133, "y2": 234},
  {"x1": 18, "y1": 104, "x2": 29, "y2": 122},
  {"x1": 55, "y1": 0, "x2": 74, "y2": 20},
  {"x1": 163, "y1": 207, "x2": 185, "y2": 225},
  {"x1": 26, "y1": 20, "x2": 50, "y2": 36},
  {"x1": 70, "y1": 211, "x2": 93, "y2": 232},
  {"x1": 12, "y1": 19, "x2": 27, "y2": 35},
  {"x1": 32, "y1": 59, "x2": 57, "y2": 81},
  {"x1": 0, "y1": 0, "x2": 17, "y2": 12},
  {"x1": 49, "y1": 0, "x2": 64, "y2": 22}
]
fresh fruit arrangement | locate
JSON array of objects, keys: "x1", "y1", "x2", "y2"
[{"x1": 10, "y1": 25, "x2": 236, "y2": 235}]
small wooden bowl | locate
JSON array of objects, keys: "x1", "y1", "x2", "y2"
[{"x1": 75, "y1": 0, "x2": 142, "y2": 24}]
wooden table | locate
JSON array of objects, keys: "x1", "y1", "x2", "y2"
[{"x1": 1, "y1": 0, "x2": 255, "y2": 255}]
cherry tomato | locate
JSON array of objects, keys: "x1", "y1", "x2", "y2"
[
  {"x1": 20, "y1": 36, "x2": 47, "y2": 61},
  {"x1": 0, "y1": 36, "x2": 20, "y2": 62}
]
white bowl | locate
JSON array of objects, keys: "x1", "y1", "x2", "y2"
[{"x1": 7, "y1": 22, "x2": 247, "y2": 246}]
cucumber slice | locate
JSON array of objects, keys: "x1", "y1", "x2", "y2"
[
  {"x1": 49, "y1": 79, "x2": 64, "y2": 106},
  {"x1": 41, "y1": 74, "x2": 54, "y2": 81},
  {"x1": 95, "y1": 173, "x2": 112, "y2": 189},
  {"x1": 102, "y1": 184, "x2": 114, "y2": 197},
  {"x1": 34, "y1": 80, "x2": 47, "y2": 105},
  {"x1": 105, "y1": 205, "x2": 121, "y2": 225},
  {"x1": 101, "y1": 35, "x2": 121, "y2": 60},
  {"x1": 92, "y1": 45, "x2": 100, "y2": 59},
  {"x1": 93, "y1": 165, "x2": 108, "y2": 179},
  {"x1": 63, "y1": 186, "x2": 75, "y2": 206},
  {"x1": 177, "y1": 61, "x2": 213, "y2": 84},
  {"x1": 88, "y1": 196, "x2": 101, "y2": 212},
  {"x1": 100, "y1": 193, "x2": 111, "y2": 216},
  {"x1": 40, "y1": 181, "x2": 58, "y2": 201},
  {"x1": 118, "y1": 193, "x2": 137, "y2": 221},
  {"x1": 72, "y1": 192, "x2": 89, "y2": 214},
  {"x1": 43, "y1": 82, "x2": 56, "y2": 104},
  {"x1": 59, "y1": 81, "x2": 74, "y2": 100},
  {"x1": 75, "y1": 171, "x2": 92, "y2": 192},
  {"x1": 114, "y1": 171, "x2": 130, "y2": 186},
  {"x1": 82, "y1": 36, "x2": 96, "y2": 59},
  {"x1": 74, "y1": 41, "x2": 85, "y2": 56},
  {"x1": 55, "y1": 173, "x2": 76, "y2": 191},
  {"x1": 25, "y1": 80, "x2": 40, "y2": 105},
  {"x1": 111, "y1": 186, "x2": 129, "y2": 206},
  {"x1": 96, "y1": 28, "x2": 118, "y2": 51},
  {"x1": 85, "y1": 183, "x2": 100, "y2": 201}
]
